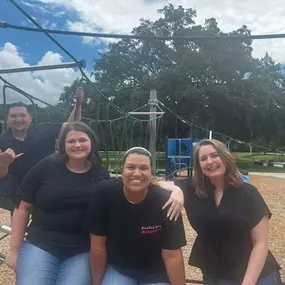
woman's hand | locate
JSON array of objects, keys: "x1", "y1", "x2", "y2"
[
  {"x1": 4, "y1": 250, "x2": 18, "y2": 271},
  {"x1": 158, "y1": 181, "x2": 184, "y2": 221}
]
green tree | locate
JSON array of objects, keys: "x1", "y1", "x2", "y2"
[{"x1": 59, "y1": 4, "x2": 285, "y2": 148}]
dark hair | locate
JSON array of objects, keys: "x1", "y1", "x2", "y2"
[
  {"x1": 193, "y1": 139, "x2": 243, "y2": 198},
  {"x1": 52, "y1": 121, "x2": 101, "y2": 165},
  {"x1": 7, "y1": 102, "x2": 29, "y2": 115},
  {"x1": 122, "y1": 147, "x2": 153, "y2": 167}
]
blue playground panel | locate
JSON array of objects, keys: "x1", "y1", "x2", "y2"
[{"x1": 166, "y1": 138, "x2": 200, "y2": 178}]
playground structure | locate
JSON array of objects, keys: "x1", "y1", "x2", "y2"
[
  {"x1": 0, "y1": 1, "x2": 284, "y2": 283},
  {"x1": 0, "y1": 48, "x2": 273, "y2": 282},
  {"x1": 165, "y1": 138, "x2": 200, "y2": 179}
]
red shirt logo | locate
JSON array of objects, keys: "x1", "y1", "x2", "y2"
[{"x1": 141, "y1": 225, "x2": 162, "y2": 234}]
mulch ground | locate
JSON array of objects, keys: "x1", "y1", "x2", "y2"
[{"x1": 0, "y1": 175, "x2": 284, "y2": 285}]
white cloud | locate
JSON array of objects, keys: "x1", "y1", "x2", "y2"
[
  {"x1": 0, "y1": 42, "x2": 81, "y2": 105},
  {"x1": 66, "y1": 20, "x2": 105, "y2": 46},
  {"x1": 34, "y1": 0, "x2": 285, "y2": 63},
  {"x1": 21, "y1": 1, "x2": 66, "y2": 18}
]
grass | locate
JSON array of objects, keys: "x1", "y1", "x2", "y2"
[
  {"x1": 234, "y1": 152, "x2": 285, "y2": 161},
  {"x1": 233, "y1": 152, "x2": 285, "y2": 173},
  {"x1": 240, "y1": 166, "x2": 285, "y2": 173}
]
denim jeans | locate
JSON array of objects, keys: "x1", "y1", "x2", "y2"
[
  {"x1": 203, "y1": 270, "x2": 282, "y2": 285},
  {"x1": 16, "y1": 241, "x2": 91, "y2": 285},
  {"x1": 101, "y1": 265, "x2": 170, "y2": 285}
]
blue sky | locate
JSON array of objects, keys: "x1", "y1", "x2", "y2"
[
  {"x1": 0, "y1": 1, "x2": 104, "y2": 69},
  {"x1": 1, "y1": 0, "x2": 285, "y2": 105}
]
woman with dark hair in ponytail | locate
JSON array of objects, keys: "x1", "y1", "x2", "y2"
[{"x1": 84, "y1": 147, "x2": 187, "y2": 285}]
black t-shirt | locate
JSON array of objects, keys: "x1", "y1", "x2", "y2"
[
  {"x1": 0, "y1": 123, "x2": 61, "y2": 197},
  {"x1": 175, "y1": 179, "x2": 281, "y2": 282},
  {"x1": 84, "y1": 178, "x2": 187, "y2": 283},
  {"x1": 18, "y1": 156, "x2": 110, "y2": 259}
]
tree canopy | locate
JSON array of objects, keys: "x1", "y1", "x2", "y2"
[{"x1": 26, "y1": 4, "x2": 285, "y2": 148}]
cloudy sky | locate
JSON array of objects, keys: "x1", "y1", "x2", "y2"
[{"x1": 1, "y1": 0, "x2": 285, "y2": 105}]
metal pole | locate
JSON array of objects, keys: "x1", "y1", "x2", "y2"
[
  {"x1": 249, "y1": 143, "x2": 252, "y2": 155},
  {"x1": 0, "y1": 60, "x2": 86, "y2": 74},
  {"x1": 209, "y1": 130, "x2": 213, "y2": 139},
  {"x1": 149, "y1": 90, "x2": 158, "y2": 173},
  {"x1": 128, "y1": 111, "x2": 164, "y2": 115}
]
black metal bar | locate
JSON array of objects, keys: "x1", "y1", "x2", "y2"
[
  {"x1": 0, "y1": 76, "x2": 69, "y2": 113},
  {"x1": 0, "y1": 60, "x2": 86, "y2": 74},
  {"x1": 3, "y1": 20, "x2": 285, "y2": 41},
  {"x1": 0, "y1": 76, "x2": 106, "y2": 123},
  {"x1": 165, "y1": 137, "x2": 169, "y2": 180},
  {"x1": 3, "y1": 84, "x2": 7, "y2": 129}
]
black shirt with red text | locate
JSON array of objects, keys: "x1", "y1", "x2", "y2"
[{"x1": 84, "y1": 178, "x2": 187, "y2": 282}]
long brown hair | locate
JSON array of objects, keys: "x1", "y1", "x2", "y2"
[{"x1": 193, "y1": 139, "x2": 243, "y2": 198}]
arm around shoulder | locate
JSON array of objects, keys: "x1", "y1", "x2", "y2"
[{"x1": 157, "y1": 181, "x2": 185, "y2": 221}]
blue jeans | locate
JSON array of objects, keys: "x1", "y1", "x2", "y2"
[
  {"x1": 204, "y1": 270, "x2": 282, "y2": 285},
  {"x1": 16, "y1": 241, "x2": 91, "y2": 285},
  {"x1": 101, "y1": 265, "x2": 170, "y2": 285}
]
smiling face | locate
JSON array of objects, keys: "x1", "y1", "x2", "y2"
[
  {"x1": 122, "y1": 153, "x2": 152, "y2": 193},
  {"x1": 198, "y1": 144, "x2": 226, "y2": 180},
  {"x1": 7, "y1": 106, "x2": 32, "y2": 134},
  {"x1": 65, "y1": 131, "x2": 92, "y2": 161}
]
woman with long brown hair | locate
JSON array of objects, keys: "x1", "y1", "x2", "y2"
[
  {"x1": 176, "y1": 139, "x2": 281, "y2": 285},
  {"x1": 6, "y1": 122, "x2": 109, "y2": 285}
]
